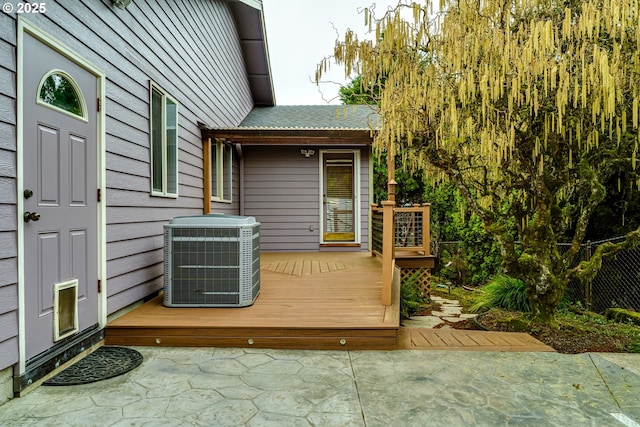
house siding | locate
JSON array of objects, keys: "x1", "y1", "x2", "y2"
[
  {"x1": 243, "y1": 146, "x2": 370, "y2": 252},
  {"x1": 0, "y1": 0, "x2": 255, "y2": 372},
  {"x1": 0, "y1": 10, "x2": 18, "y2": 371}
]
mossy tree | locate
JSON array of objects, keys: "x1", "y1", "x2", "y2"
[
  {"x1": 318, "y1": 0, "x2": 640, "y2": 323},
  {"x1": 341, "y1": 75, "x2": 502, "y2": 282},
  {"x1": 340, "y1": 75, "x2": 426, "y2": 205}
]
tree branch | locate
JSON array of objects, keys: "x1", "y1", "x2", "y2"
[
  {"x1": 562, "y1": 161, "x2": 606, "y2": 266},
  {"x1": 566, "y1": 227, "x2": 640, "y2": 283}
]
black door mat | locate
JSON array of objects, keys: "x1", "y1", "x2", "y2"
[{"x1": 43, "y1": 346, "x2": 143, "y2": 386}]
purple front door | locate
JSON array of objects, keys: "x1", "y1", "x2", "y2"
[{"x1": 22, "y1": 33, "x2": 99, "y2": 360}]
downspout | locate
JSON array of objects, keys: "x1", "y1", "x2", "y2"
[{"x1": 235, "y1": 143, "x2": 244, "y2": 216}]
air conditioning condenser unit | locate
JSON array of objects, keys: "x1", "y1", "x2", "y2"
[{"x1": 163, "y1": 214, "x2": 260, "y2": 307}]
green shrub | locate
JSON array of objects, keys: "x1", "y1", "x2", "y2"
[
  {"x1": 470, "y1": 274, "x2": 530, "y2": 313},
  {"x1": 400, "y1": 269, "x2": 427, "y2": 319},
  {"x1": 425, "y1": 182, "x2": 503, "y2": 286},
  {"x1": 437, "y1": 249, "x2": 470, "y2": 285},
  {"x1": 626, "y1": 342, "x2": 640, "y2": 353}
]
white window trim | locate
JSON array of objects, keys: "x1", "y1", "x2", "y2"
[
  {"x1": 36, "y1": 69, "x2": 88, "y2": 122},
  {"x1": 150, "y1": 81, "x2": 178, "y2": 198},
  {"x1": 211, "y1": 139, "x2": 233, "y2": 203}
]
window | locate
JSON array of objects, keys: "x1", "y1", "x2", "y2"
[
  {"x1": 150, "y1": 83, "x2": 178, "y2": 196},
  {"x1": 211, "y1": 139, "x2": 232, "y2": 202},
  {"x1": 38, "y1": 70, "x2": 87, "y2": 120}
]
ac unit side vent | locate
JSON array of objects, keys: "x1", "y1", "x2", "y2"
[{"x1": 163, "y1": 214, "x2": 260, "y2": 307}]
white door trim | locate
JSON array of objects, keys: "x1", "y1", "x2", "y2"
[
  {"x1": 318, "y1": 149, "x2": 361, "y2": 245},
  {"x1": 16, "y1": 18, "x2": 107, "y2": 374}
]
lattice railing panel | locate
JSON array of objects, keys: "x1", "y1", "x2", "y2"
[{"x1": 401, "y1": 267, "x2": 431, "y2": 299}]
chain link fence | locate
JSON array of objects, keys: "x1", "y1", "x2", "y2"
[
  {"x1": 565, "y1": 237, "x2": 640, "y2": 313},
  {"x1": 432, "y1": 237, "x2": 640, "y2": 314}
]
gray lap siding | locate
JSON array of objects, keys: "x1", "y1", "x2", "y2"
[
  {"x1": 243, "y1": 145, "x2": 370, "y2": 252},
  {"x1": 0, "y1": 0, "x2": 253, "y2": 371},
  {"x1": 0, "y1": 10, "x2": 18, "y2": 370}
]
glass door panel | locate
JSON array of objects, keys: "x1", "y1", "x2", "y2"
[{"x1": 323, "y1": 153, "x2": 355, "y2": 242}]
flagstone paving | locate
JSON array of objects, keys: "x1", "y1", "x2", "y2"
[{"x1": 401, "y1": 295, "x2": 476, "y2": 329}]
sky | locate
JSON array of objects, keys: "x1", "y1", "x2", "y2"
[{"x1": 262, "y1": 0, "x2": 400, "y2": 105}]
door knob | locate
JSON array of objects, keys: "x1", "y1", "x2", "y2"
[
  {"x1": 24, "y1": 212, "x2": 40, "y2": 222},
  {"x1": 24, "y1": 189, "x2": 34, "y2": 199}
]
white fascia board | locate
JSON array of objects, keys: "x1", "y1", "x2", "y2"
[{"x1": 234, "y1": 0, "x2": 262, "y2": 10}]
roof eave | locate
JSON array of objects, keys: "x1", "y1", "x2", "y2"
[
  {"x1": 203, "y1": 128, "x2": 374, "y2": 145},
  {"x1": 228, "y1": 0, "x2": 276, "y2": 107}
]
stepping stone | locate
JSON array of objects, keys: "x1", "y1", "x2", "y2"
[
  {"x1": 403, "y1": 316, "x2": 444, "y2": 328},
  {"x1": 432, "y1": 308, "x2": 462, "y2": 316},
  {"x1": 440, "y1": 307, "x2": 462, "y2": 315},
  {"x1": 442, "y1": 317, "x2": 468, "y2": 323}
]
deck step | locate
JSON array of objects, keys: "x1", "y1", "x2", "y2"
[
  {"x1": 397, "y1": 328, "x2": 556, "y2": 352},
  {"x1": 106, "y1": 326, "x2": 398, "y2": 350}
]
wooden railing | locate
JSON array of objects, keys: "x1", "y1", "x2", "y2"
[
  {"x1": 393, "y1": 204, "x2": 431, "y2": 258},
  {"x1": 371, "y1": 203, "x2": 431, "y2": 305}
]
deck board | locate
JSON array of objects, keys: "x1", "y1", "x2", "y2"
[
  {"x1": 262, "y1": 257, "x2": 349, "y2": 277},
  {"x1": 106, "y1": 251, "x2": 556, "y2": 352},
  {"x1": 398, "y1": 328, "x2": 556, "y2": 352},
  {"x1": 106, "y1": 252, "x2": 400, "y2": 350}
]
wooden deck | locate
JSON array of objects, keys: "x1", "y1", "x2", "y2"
[
  {"x1": 398, "y1": 328, "x2": 556, "y2": 352},
  {"x1": 106, "y1": 252, "x2": 400, "y2": 350},
  {"x1": 106, "y1": 251, "x2": 555, "y2": 352}
]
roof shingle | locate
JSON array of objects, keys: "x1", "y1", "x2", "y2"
[{"x1": 234, "y1": 105, "x2": 380, "y2": 130}]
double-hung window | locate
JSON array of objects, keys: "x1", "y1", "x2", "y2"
[
  {"x1": 150, "y1": 82, "x2": 178, "y2": 197},
  {"x1": 211, "y1": 139, "x2": 232, "y2": 202}
]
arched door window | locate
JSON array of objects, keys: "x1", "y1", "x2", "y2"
[{"x1": 37, "y1": 70, "x2": 87, "y2": 120}]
